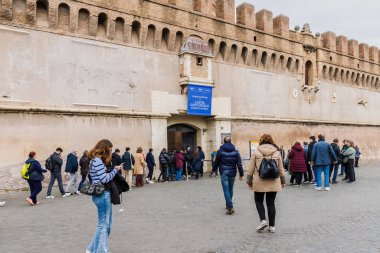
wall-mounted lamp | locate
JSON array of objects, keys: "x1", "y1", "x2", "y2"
[
  {"x1": 358, "y1": 100, "x2": 368, "y2": 107},
  {"x1": 202, "y1": 128, "x2": 208, "y2": 134}
]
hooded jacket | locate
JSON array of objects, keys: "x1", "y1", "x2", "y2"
[
  {"x1": 79, "y1": 155, "x2": 90, "y2": 176},
  {"x1": 65, "y1": 153, "x2": 78, "y2": 173},
  {"x1": 288, "y1": 143, "x2": 307, "y2": 173},
  {"x1": 213, "y1": 143, "x2": 244, "y2": 177},
  {"x1": 146, "y1": 152, "x2": 156, "y2": 168},
  {"x1": 26, "y1": 158, "x2": 47, "y2": 181},
  {"x1": 121, "y1": 151, "x2": 135, "y2": 170}
]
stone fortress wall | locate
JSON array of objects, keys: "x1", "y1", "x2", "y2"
[{"x1": 1, "y1": 0, "x2": 380, "y2": 190}]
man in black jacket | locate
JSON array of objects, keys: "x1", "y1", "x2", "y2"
[
  {"x1": 64, "y1": 149, "x2": 79, "y2": 197},
  {"x1": 146, "y1": 148, "x2": 156, "y2": 183},
  {"x1": 46, "y1": 148, "x2": 65, "y2": 198},
  {"x1": 112, "y1": 149, "x2": 122, "y2": 175},
  {"x1": 330, "y1": 139, "x2": 341, "y2": 184},
  {"x1": 158, "y1": 148, "x2": 170, "y2": 182},
  {"x1": 213, "y1": 136, "x2": 244, "y2": 215},
  {"x1": 307, "y1": 136, "x2": 317, "y2": 183},
  {"x1": 121, "y1": 147, "x2": 135, "y2": 189}
]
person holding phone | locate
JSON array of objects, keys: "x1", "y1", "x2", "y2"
[{"x1": 86, "y1": 139, "x2": 123, "y2": 253}]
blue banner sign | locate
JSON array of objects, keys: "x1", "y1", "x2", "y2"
[{"x1": 187, "y1": 84, "x2": 213, "y2": 116}]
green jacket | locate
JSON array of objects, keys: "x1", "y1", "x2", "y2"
[{"x1": 342, "y1": 147, "x2": 356, "y2": 160}]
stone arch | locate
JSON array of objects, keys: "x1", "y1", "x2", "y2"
[
  {"x1": 294, "y1": 59, "x2": 300, "y2": 74},
  {"x1": 36, "y1": 0, "x2": 49, "y2": 27},
  {"x1": 12, "y1": 0, "x2": 27, "y2": 23},
  {"x1": 279, "y1": 55, "x2": 285, "y2": 71},
  {"x1": 207, "y1": 38, "x2": 215, "y2": 55},
  {"x1": 250, "y1": 49, "x2": 258, "y2": 66},
  {"x1": 218, "y1": 41, "x2": 227, "y2": 61},
  {"x1": 146, "y1": 24, "x2": 156, "y2": 48},
  {"x1": 305, "y1": 60, "x2": 313, "y2": 86},
  {"x1": 57, "y1": 3, "x2": 70, "y2": 30},
  {"x1": 230, "y1": 44, "x2": 238, "y2": 63},
  {"x1": 375, "y1": 78, "x2": 380, "y2": 89},
  {"x1": 78, "y1": 8, "x2": 90, "y2": 35},
  {"x1": 328, "y1": 67, "x2": 334, "y2": 80},
  {"x1": 97, "y1": 12, "x2": 107, "y2": 38},
  {"x1": 345, "y1": 70, "x2": 350, "y2": 84},
  {"x1": 131, "y1": 20, "x2": 141, "y2": 45},
  {"x1": 241, "y1": 46, "x2": 248, "y2": 65},
  {"x1": 270, "y1": 53, "x2": 276, "y2": 70},
  {"x1": 260, "y1": 51, "x2": 268, "y2": 68},
  {"x1": 351, "y1": 72, "x2": 356, "y2": 84},
  {"x1": 333, "y1": 68, "x2": 339, "y2": 81},
  {"x1": 366, "y1": 75, "x2": 370, "y2": 87},
  {"x1": 355, "y1": 73, "x2": 361, "y2": 86},
  {"x1": 114, "y1": 17, "x2": 125, "y2": 41},
  {"x1": 361, "y1": 74, "x2": 366, "y2": 87},
  {"x1": 340, "y1": 69, "x2": 345, "y2": 82},
  {"x1": 322, "y1": 65, "x2": 327, "y2": 79},
  {"x1": 286, "y1": 57, "x2": 292, "y2": 73},
  {"x1": 161, "y1": 27, "x2": 170, "y2": 50},
  {"x1": 174, "y1": 31, "x2": 184, "y2": 52}
]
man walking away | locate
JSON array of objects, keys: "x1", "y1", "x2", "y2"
[
  {"x1": 354, "y1": 146, "x2": 361, "y2": 167},
  {"x1": 122, "y1": 147, "x2": 135, "y2": 190},
  {"x1": 146, "y1": 148, "x2": 156, "y2": 184},
  {"x1": 311, "y1": 135, "x2": 337, "y2": 191},
  {"x1": 158, "y1": 148, "x2": 170, "y2": 182},
  {"x1": 111, "y1": 149, "x2": 122, "y2": 174},
  {"x1": 46, "y1": 148, "x2": 66, "y2": 198},
  {"x1": 197, "y1": 146, "x2": 205, "y2": 177},
  {"x1": 330, "y1": 139, "x2": 341, "y2": 184},
  {"x1": 209, "y1": 149, "x2": 218, "y2": 177},
  {"x1": 64, "y1": 149, "x2": 80, "y2": 197},
  {"x1": 213, "y1": 136, "x2": 244, "y2": 215}
]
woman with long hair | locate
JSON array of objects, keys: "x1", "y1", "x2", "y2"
[
  {"x1": 342, "y1": 140, "x2": 356, "y2": 183},
  {"x1": 25, "y1": 151, "x2": 47, "y2": 205},
  {"x1": 134, "y1": 147, "x2": 146, "y2": 187},
  {"x1": 86, "y1": 139, "x2": 122, "y2": 253},
  {"x1": 247, "y1": 134, "x2": 285, "y2": 233}
]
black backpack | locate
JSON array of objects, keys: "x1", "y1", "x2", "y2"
[
  {"x1": 258, "y1": 151, "x2": 279, "y2": 179},
  {"x1": 45, "y1": 156, "x2": 54, "y2": 171}
]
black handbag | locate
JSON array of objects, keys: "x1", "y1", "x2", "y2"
[
  {"x1": 258, "y1": 152, "x2": 280, "y2": 179},
  {"x1": 81, "y1": 182, "x2": 105, "y2": 196}
]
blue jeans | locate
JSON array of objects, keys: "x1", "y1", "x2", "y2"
[
  {"x1": 331, "y1": 163, "x2": 339, "y2": 182},
  {"x1": 315, "y1": 165, "x2": 330, "y2": 188},
  {"x1": 220, "y1": 174, "x2": 235, "y2": 209},
  {"x1": 340, "y1": 164, "x2": 345, "y2": 175},
  {"x1": 176, "y1": 168, "x2": 182, "y2": 181},
  {"x1": 88, "y1": 191, "x2": 112, "y2": 253}
]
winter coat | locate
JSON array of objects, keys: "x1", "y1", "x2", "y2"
[
  {"x1": 105, "y1": 166, "x2": 130, "y2": 205},
  {"x1": 198, "y1": 150, "x2": 205, "y2": 160},
  {"x1": 65, "y1": 153, "x2": 78, "y2": 173},
  {"x1": 247, "y1": 144, "x2": 285, "y2": 193},
  {"x1": 146, "y1": 152, "x2": 156, "y2": 168},
  {"x1": 175, "y1": 152, "x2": 185, "y2": 169},
  {"x1": 288, "y1": 144, "x2": 307, "y2": 173},
  {"x1": 355, "y1": 148, "x2": 361, "y2": 158},
  {"x1": 342, "y1": 147, "x2": 356, "y2": 160},
  {"x1": 50, "y1": 152, "x2": 63, "y2": 172},
  {"x1": 192, "y1": 157, "x2": 203, "y2": 172},
  {"x1": 307, "y1": 141, "x2": 316, "y2": 162},
  {"x1": 331, "y1": 143, "x2": 341, "y2": 158},
  {"x1": 26, "y1": 158, "x2": 47, "y2": 182},
  {"x1": 79, "y1": 155, "x2": 90, "y2": 176},
  {"x1": 121, "y1": 151, "x2": 135, "y2": 170},
  {"x1": 111, "y1": 153, "x2": 122, "y2": 167},
  {"x1": 134, "y1": 153, "x2": 146, "y2": 175},
  {"x1": 213, "y1": 143, "x2": 244, "y2": 177},
  {"x1": 311, "y1": 140, "x2": 338, "y2": 166},
  {"x1": 159, "y1": 152, "x2": 170, "y2": 165}
]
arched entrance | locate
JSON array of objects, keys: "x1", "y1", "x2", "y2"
[{"x1": 167, "y1": 124, "x2": 197, "y2": 151}]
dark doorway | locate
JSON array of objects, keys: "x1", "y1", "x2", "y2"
[{"x1": 167, "y1": 124, "x2": 197, "y2": 151}]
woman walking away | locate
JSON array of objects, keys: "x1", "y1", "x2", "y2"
[
  {"x1": 342, "y1": 140, "x2": 356, "y2": 183},
  {"x1": 26, "y1": 152, "x2": 47, "y2": 205},
  {"x1": 288, "y1": 142, "x2": 307, "y2": 186},
  {"x1": 134, "y1": 147, "x2": 146, "y2": 187},
  {"x1": 87, "y1": 139, "x2": 122, "y2": 253},
  {"x1": 175, "y1": 149, "x2": 185, "y2": 181},
  {"x1": 78, "y1": 150, "x2": 91, "y2": 191},
  {"x1": 191, "y1": 151, "x2": 203, "y2": 179},
  {"x1": 247, "y1": 134, "x2": 285, "y2": 233}
]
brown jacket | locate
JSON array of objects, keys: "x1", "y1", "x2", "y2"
[
  {"x1": 247, "y1": 144, "x2": 286, "y2": 193},
  {"x1": 134, "y1": 153, "x2": 146, "y2": 175}
]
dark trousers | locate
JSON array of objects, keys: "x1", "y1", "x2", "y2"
[
  {"x1": 158, "y1": 164, "x2": 168, "y2": 182},
  {"x1": 355, "y1": 157, "x2": 360, "y2": 167},
  {"x1": 306, "y1": 162, "x2": 313, "y2": 182},
  {"x1": 329, "y1": 163, "x2": 339, "y2": 182},
  {"x1": 47, "y1": 171, "x2": 65, "y2": 196},
  {"x1": 200, "y1": 161, "x2": 204, "y2": 176},
  {"x1": 28, "y1": 180, "x2": 42, "y2": 204},
  {"x1": 294, "y1": 172, "x2": 303, "y2": 185},
  {"x1": 147, "y1": 166, "x2": 154, "y2": 181},
  {"x1": 345, "y1": 159, "x2": 356, "y2": 182},
  {"x1": 78, "y1": 174, "x2": 91, "y2": 191},
  {"x1": 254, "y1": 192, "x2": 277, "y2": 227},
  {"x1": 135, "y1": 174, "x2": 144, "y2": 187}
]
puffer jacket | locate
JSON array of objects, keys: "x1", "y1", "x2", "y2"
[
  {"x1": 212, "y1": 143, "x2": 244, "y2": 177},
  {"x1": 288, "y1": 143, "x2": 307, "y2": 173}
]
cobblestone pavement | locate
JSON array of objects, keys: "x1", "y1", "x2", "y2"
[{"x1": 1, "y1": 162, "x2": 380, "y2": 253}]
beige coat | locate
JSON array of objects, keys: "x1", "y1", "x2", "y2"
[
  {"x1": 247, "y1": 144, "x2": 285, "y2": 192},
  {"x1": 134, "y1": 153, "x2": 146, "y2": 175}
]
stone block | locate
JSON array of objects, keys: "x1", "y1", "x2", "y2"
[
  {"x1": 322, "y1": 31, "x2": 336, "y2": 51},
  {"x1": 359, "y1": 43, "x2": 369, "y2": 60},
  {"x1": 348, "y1": 39, "x2": 359, "y2": 57},
  {"x1": 336, "y1": 36, "x2": 348, "y2": 54},
  {"x1": 236, "y1": 3, "x2": 255, "y2": 28},
  {"x1": 273, "y1": 15, "x2": 289, "y2": 37},
  {"x1": 369, "y1": 46, "x2": 378, "y2": 62},
  {"x1": 255, "y1": 9, "x2": 273, "y2": 33}
]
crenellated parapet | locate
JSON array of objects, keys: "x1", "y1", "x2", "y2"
[{"x1": 0, "y1": 0, "x2": 379, "y2": 92}]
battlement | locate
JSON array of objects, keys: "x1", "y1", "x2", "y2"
[{"x1": 0, "y1": 0, "x2": 379, "y2": 91}]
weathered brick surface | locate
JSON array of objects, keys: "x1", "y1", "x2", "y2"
[{"x1": 1, "y1": 162, "x2": 379, "y2": 253}]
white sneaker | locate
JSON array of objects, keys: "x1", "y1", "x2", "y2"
[
  {"x1": 149, "y1": 181, "x2": 155, "y2": 184},
  {"x1": 314, "y1": 187, "x2": 322, "y2": 191},
  {"x1": 63, "y1": 193, "x2": 71, "y2": 197},
  {"x1": 46, "y1": 196, "x2": 55, "y2": 199},
  {"x1": 86, "y1": 250, "x2": 92, "y2": 253},
  {"x1": 268, "y1": 226, "x2": 276, "y2": 233},
  {"x1": 75, "y1": 191, "x2": 81, "y2": 195},
  {"x1": 325, "y1": 187, "x2": 331, "y2": 191},
  {"x1": 256, "y1": 220, "x2": 268, "y2": 232},
  {"x1": 0, "y1": 201, "x2": 6, "y2": 207}
]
